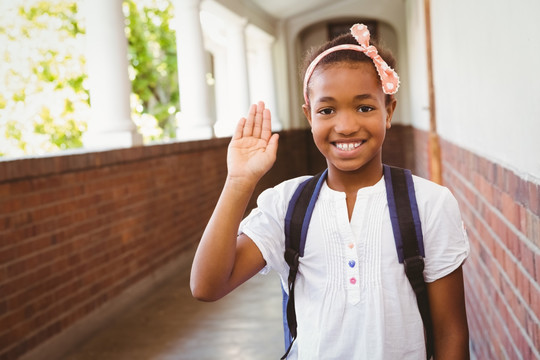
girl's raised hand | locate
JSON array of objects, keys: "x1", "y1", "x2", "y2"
[{"x1": 227, "y1": 101, "x2": 279, "y2": 187}]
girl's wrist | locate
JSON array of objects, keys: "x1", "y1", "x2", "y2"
[{"x1": 224, "y1": 174, "x2": 258, "y2": 196}]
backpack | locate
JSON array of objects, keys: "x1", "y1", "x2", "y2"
[{"x1": 281, "y1": 164, "x2": 434, "y2": 359}]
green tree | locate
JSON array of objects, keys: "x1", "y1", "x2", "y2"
[
  {"x1": 0, "y1": 0, "x2": 178, "y2": 158},
  {"x1": 0, "y1": 0, "x2": 89, "y2": 157},
  {"x1": 124, "y1": 0, "x2": 179, "y2": 140}
]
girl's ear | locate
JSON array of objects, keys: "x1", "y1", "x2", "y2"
[
  {"x1": 302, "y1": 104, "x2": 313, "y2": 126},
  {"x1": 385, "y1": 98, "x2": 397, "y2": 129}
]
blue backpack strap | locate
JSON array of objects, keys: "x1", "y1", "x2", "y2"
[
  {"x1": 383, "y1": 165, "x2": 424, "y2": 262},
  {"x1": 281, "y1": 169, "x2": 327, "y2": 359},
  {"x1": 383, "y1": 164, "x2": 433, "y2": 359}
]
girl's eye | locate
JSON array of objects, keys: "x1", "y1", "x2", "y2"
[
  {"x1": 358, "y1": 106, "x2": 374, "y2": 113},
  {"x1": 318, "y1": 108, "x2": 334, "y2": 115}
]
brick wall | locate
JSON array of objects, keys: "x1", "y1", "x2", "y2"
[
  {"x1": 0, "y1": 138, "x2": 230, "y2": 360},
  {"x1": 412, "y1": 127, "x2": 429, "y2": 179},
  {"x1": 0, "y1": 125, "x2": 418, "y2": 360},
  {"x1": 414, "y1": 128, "x2": 540, "y2": 359},
  {"x1": 0, "y1": 129, "x2": 328, "y2": 360},
  {"x1": 383, "y1": 124, "x2": 416, "y2": 172}
]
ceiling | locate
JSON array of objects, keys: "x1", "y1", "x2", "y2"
[{"x1": 248, "y1": 0, "x2": 339, "y2": 19}]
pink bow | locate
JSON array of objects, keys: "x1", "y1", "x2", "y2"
[
  {"x1": 303, "y1": 23, "x2": 400, "y2": 104},
  {"x1": 350, "y1": 24, "x2": 399, "y2": 95}
]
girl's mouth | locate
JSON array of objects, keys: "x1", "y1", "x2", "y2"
[{"x1": 334, "y1": 141, "x2": 365, "y2": 151}]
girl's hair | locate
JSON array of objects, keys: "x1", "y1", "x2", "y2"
[{"x1": 301, "y1": 32, "x2": 397, "y2": 105}]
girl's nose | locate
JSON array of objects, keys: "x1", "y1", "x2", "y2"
[{"x1": 334, "y1": 111, "x2": 360, "y2": 135}]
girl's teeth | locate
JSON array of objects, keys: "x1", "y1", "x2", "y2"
[{"x1": 336, "y1": 142, "x2": 362, "y2": 151}]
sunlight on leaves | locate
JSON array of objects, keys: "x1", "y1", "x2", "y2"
[{"x1": 0, "y1": 0, "x2": 178, "y2": 158}]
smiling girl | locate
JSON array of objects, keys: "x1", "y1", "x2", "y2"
[{"x1": 190, "y1": 24, "x2": 470, "y2": 359}]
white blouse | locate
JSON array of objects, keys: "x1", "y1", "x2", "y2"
[{"x1": 240, "y1": 174, "x2": 469, "y2": 359}]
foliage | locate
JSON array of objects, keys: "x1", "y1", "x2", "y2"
[
  {"x1": 0, "y1": 0, "x2": 89, "y2": 157},
  {"x1": 124, "y1": 0, "x2": 179, "y2": 140},
  {"x1": 0, "y1": 0, "x2": 178, "y2": 158}
]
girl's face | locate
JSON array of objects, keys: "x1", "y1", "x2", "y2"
[{"x1": 303, "y1": 62, "x2": 396, "y2": 180}]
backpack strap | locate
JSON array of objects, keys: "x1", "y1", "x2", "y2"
[
  {"x1": 281, "y1": 169, "x2": 327, "y2": 359},
  {"x1": 383, "y1": 164, "x2": 434, "y2": 359}
]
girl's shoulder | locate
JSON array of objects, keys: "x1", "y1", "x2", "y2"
[
  {"x1": 275, "y1": 174, "x2": 313, "y2": 191},
  {"x1": 411, "y1": 174, "x2": 453, "y2": 199},
  {"x1": 410, "y1": 174, "x2": 463, "y2": 222},
  {"x1": 266, "y1": 174, "x2": 313, "y2": 196},
  {"x1": 256, "y1": 175, "x2": 313, "y2": 208}
]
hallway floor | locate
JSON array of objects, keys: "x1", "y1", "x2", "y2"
[{"x1": 63, "y1": 267, "x2": 284, "y2": 360}]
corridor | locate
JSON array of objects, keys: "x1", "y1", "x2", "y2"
[
  {"x1": 63, "y1": 267, "x2": 284, "y2": 360},
  {"x1": 1, "y1": 1, "x2": 538, "y2": 358}
]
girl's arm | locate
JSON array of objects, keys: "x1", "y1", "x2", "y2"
[
  {"x1": 427, "y1": 266, "x2": 470, "y2": 360},
  {"x1": 190, "y1": 102, "x2": 279, "y2": 302}
]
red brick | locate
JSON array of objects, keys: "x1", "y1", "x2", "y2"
[
  {"x1": 516, "y1": 267, "x2": 532, "y2": 305},
  {"x1": 526, "y1": 310, "x2": 540, "y2": 353},
  {"x1": 530, "y1": 182, "x2": 539, "y2": 216},
  {"x1": 501, "y1": 192, "x2": 520, "y2": 230},
  {"x1": 495, "y1": 164, "x2": 505, "y2": 190},
  {"x1": 520, "y1": 242, "x2": 536, "y2": 280},
  {"x1": 518, "y1": 205, "x2": 529, "y2": 236},
  {"x1": 504, "y1": 228, "x2": 521, "y2": 260},
  {"x1": 480, "y1": 175, "x2": 495, "y2": 205},
  {"x1": 493, "y1": 240, "x2": 506, "y2": 270},
  {"x1": 531, "y1": 282, "x2": 540, "y2": 320},
  {"x1": 502, "y1": 251, "x2": 518, "y2": 285},
  {"x1": 526, "y1": 213, "x2": 540, "y2": 248},
  {"x1": 505, "y1": 170, "x2": 519, "y2": 199},
  {"x1": 535, "y1": 251, "x2": 540, "y2": 282}
]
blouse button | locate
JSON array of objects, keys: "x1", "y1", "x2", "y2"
[
  {"x1": 348, "y1": 243, "x2": 354, "y2": 249},
  {"x1": 350, "y1": 277, "x2": 357, "y2": 285},
  {"x1": 348, "y1": 260, "x2": 356, "y2": 268}
]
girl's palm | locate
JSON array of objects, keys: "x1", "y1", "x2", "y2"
[{"x1": 228, "y1": 102, "x2": 279, "y2": 183}]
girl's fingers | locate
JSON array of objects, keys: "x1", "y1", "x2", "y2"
[
  {"x1": 260, "y1": 108, "x2": 272, "y2": 142},
  {"x1": 233, "y1": 117, "x2": 246, "y2": 140},
  {"x1": 252, "y1": 101, "x2": 265, "y2": 138},
  {"x1": 266, "y1": 133, "x2": 279, "y2": 156},
  {"x1": 242, "y1": 104, "x2": 257, "y2": 138}
]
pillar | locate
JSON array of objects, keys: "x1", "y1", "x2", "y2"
[
  {"x1": 173, "y1": 0, "x2": 214, "y2": 140},
  {"x1": 82, "y1": 0, "x2": 142, "y2": 149},
  {"x1": 246, "y1": 25, "x2": 282, "y2": 131},
  {"x1": 214, "y1": 16, "x2": 251, "y2": 137}
]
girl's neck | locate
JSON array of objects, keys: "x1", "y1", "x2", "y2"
[{"x1": 326, "y1": 160, "x2": 383, "y2": 194}]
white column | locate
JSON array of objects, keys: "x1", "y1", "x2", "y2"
[
  {"x1": 214, "y1": 17, "x2": 251, "y2": 137},
  {"x1": 246, "y1": 25, "x2": 282, "y2": 131},
  {"x1": 173, "y1": 0, "x2": 214, "y2": 140},
  {"x1": 82, "y1": 0, "x2": 142, "y2": 149}
]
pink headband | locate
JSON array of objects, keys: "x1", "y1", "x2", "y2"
[{"x1": 303, "y1": 23, "x2": 400, "y2": 104}]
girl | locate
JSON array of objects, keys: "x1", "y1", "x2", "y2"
[{"x1": 191, "y1": 24, "x2": 470, "y2": 359}]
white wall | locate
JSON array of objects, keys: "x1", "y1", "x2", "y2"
[
  {"x1": 211, "y1": 0, "x2": 277, "y2": 36},
  {"x1": 405, "y1": 0, "x2": 430, "y2": 132},
  {"x1": 406, "y1": 0, "x2": 540, "y2": 180}
]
